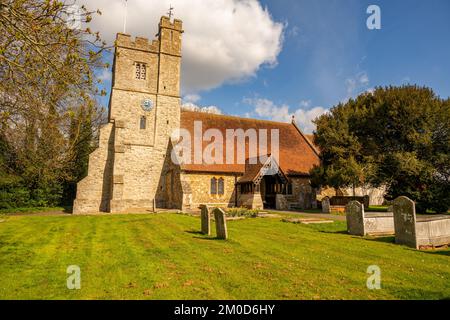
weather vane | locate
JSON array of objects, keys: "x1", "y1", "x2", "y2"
[{"x1": 167, "y1": 5, "x2": 174, "y2": 20}]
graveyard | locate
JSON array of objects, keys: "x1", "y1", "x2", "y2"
[{"x1": 0, "y1": 211, "x2": 449, "y2": 300}]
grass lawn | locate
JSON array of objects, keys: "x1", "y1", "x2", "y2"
[
  {"x1": 0, "y1": 207, "x2": 70, "y2": 215},
  {"x1": 368, "y1": 206, "x2": 389, "y2": 212},
  {"x1": 0, "y1": 213, "x2": 449, "y2": 300}
]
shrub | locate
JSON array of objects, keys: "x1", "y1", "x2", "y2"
[{"x1": 227, "y1": 207, "x2": 259, "y2": 218}]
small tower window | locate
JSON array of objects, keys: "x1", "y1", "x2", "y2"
[
  {"x1": 135, "y1": 63, "x2": 147, "y2": 80},
  {"x1": 140, "y1": 116, "x2": 146, "y2": 130}
]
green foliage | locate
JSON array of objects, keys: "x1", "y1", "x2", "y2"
[
  {"x1": 312, "y1": 86, "x2": 450, "y2": 213},
  {"x1": 0, "y1": 206, "x2": 67, "y2": 215},
  {"x1": 0, "y1": 1, "x2": 106, "y2": 209},
  {"x1": 0, "y1": 174, "x2": 30, "y2": 209},
  {"x1": 227, "y1": 207, "x2": 259, "y2": 218}
]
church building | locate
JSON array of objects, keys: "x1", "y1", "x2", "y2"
[{"x1": 73, "y1": 16, "x2": 320, "y2": 214}]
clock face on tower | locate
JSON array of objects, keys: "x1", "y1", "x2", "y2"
[{"x1": 141, "y1": 98, "x2": 154, "y2": 112}]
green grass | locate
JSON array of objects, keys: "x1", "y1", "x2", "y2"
[
  {"x1": 300, "y1": 209, "x2": 323, "y2": 214},
  {"x1": 0, "y1": 206, "x2": 69, "y2": 215},
  {"x1": 0, "y1": 213, "x2": 449, "y2": 300},
  {"x1": 368, "y1": 206, "x2": 389, "y2": 212}
]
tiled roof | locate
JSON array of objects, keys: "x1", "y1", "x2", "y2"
[
  {"x1": 179, "y1": 110, "x2": 320, "y2": 176},
  {"x1": 238, "y1": 160, "x2": 264, "y2": 183},
  {"x1": 305, "y1": 134, "x2": 319, "y2": 151}
]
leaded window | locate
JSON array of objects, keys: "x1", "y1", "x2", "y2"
[
  {"x1": 218, "y1": 178, "x2": 224, "y2": 195},
  {"x1": 211, "y1": 178, "x2": 217, "y2": 195}
]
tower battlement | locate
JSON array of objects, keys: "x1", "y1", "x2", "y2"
[
  {"x1": 115, "y1": 16, "x2": 183, "y2": 53},
  {"x1": 159, "y1": 16, "x2": 183, "y2": 32},
  {"x1": 115, "y1": 33, "x2": 160, "y2": 52}
]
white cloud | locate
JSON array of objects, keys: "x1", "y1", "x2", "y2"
[
  {"x1": 97, "y1": 68, "x2": 112, "y2": 82},
  {"x1": 359, "y1": 73, "x2": 369, "y2": 86},
  {"x1": 292, "y1": 107, "x2": 328, "y2": 134},
  {"x1": 287, "y1": 25, "x2": 300, "y2": 38},
  {"x1": 182, "y1": 102, "x2": 222, "y2": 115},
  {"x1": 243, "y1": 98, "x2": 328, "y2": 133},
  {"x1": 82, "y1": 0, "x2": 284, "y2": 94},
  {"x1": 365, "y1": 87, "x2": 375, "y2": 94},
  {"x1": 345, "y1": 71, "x2": 370, "y2": 98},
  {"x1": 299, "y1": 100, "x2": 312, "y2": 108},
  {"x1": 183, "y1": 94, "x2": 201, "y2": 104},
  {"x1": 181, "y1": 94, "x2": 222, "y2": 114}
]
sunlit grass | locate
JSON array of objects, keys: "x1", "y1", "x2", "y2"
[{"x1": 0, "y1": 213, "x2": 449, "y2": 300}]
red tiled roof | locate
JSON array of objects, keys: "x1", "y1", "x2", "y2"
[
  {"x1": 238, "y1": 160, "x2": 264, "y2": 183},
  {"x1": 305, "y1": 134, "x2": 320, "y2": 151},
  {"x1": 179, "y1": 110, "x2": 320, "y2": 176}
]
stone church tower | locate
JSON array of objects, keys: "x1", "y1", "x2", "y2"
[{"x1": 73, "y1": 16, "x2": 183, "y2": 214}]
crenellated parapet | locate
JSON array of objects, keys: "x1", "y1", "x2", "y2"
[
  {"x1": 115, "y1": 33, "x2": 160, "y2": 52},
  {"x1": 159, "y1": 16, "x2": 183, "y2": 32}
]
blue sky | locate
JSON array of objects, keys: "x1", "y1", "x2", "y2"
[{"x1": 96, "y1": 0, "x2": 450, "y2": 132}]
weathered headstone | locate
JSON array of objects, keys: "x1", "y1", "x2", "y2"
[
  {"x1": 346, "y1": 201, "x2": 365, "y2": 236},
  {"x1": 213, "y1": 208, "x2": 228, "y2": 240},
  {"x1": 322, "y1": 197, "x2": 331, "y2": 213},
  {"x1": 199, "y1": 205, "x2": 211, "y2": 235},
  {"x1": 393, "y1": 196, "x2": 417, "y2": 248}
]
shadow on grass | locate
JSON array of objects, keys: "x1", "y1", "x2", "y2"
[
  {"x1": 192, "y1": 236, "x2": 228, "y2": 241},
  {"x1": 418, "y1": 249, "x2": 450, "y2": 257},
  {"x1": 364, "y1": 236, "x2": 396, "y2": 244},
  {"x1": 186, "y1": 230, "x2": 204, "y2": 235},
  {"x1": 318, "y1": 230, "x2": 348, "y2": 235},
  {"x1": 185, "y1": 230, "x2": 228, "y2": 241},
  {"x1": 317, "y1": 229, "x2": 396, "y2": 244}
]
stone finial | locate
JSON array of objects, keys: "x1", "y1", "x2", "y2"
[{"x1": 213, "y1": 208, "x2": 228, "y2": 240}]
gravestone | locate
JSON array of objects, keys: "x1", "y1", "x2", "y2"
[
  {"x1": 393, "y1": 196, "x2": 450, "y2": 249},
  {"x1": 199, "y1": 205, "x2": 211, "y2": 235},
  {"x1": 346, "y1": 201, "x2": 365, "y2": 236},
  {"x1": 322, "y1": 197, "x2": 331, "y2": 213},
  {"x1": 213, "y1": 208, "x2": 228, "y2": 240},
  {"x1": 393, "y1": 196, "x2": 417, "y2": 248}
]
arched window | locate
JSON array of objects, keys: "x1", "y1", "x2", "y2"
[
  {"x1": 218, "y1": 178, "x2": 224, "y2": 195},
  {"x1": 140, "y1": 116, "x2": 146, "y2": 130},
  {"x1": 210, "y1": 178, "x2": 217, "y2": 195}
]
